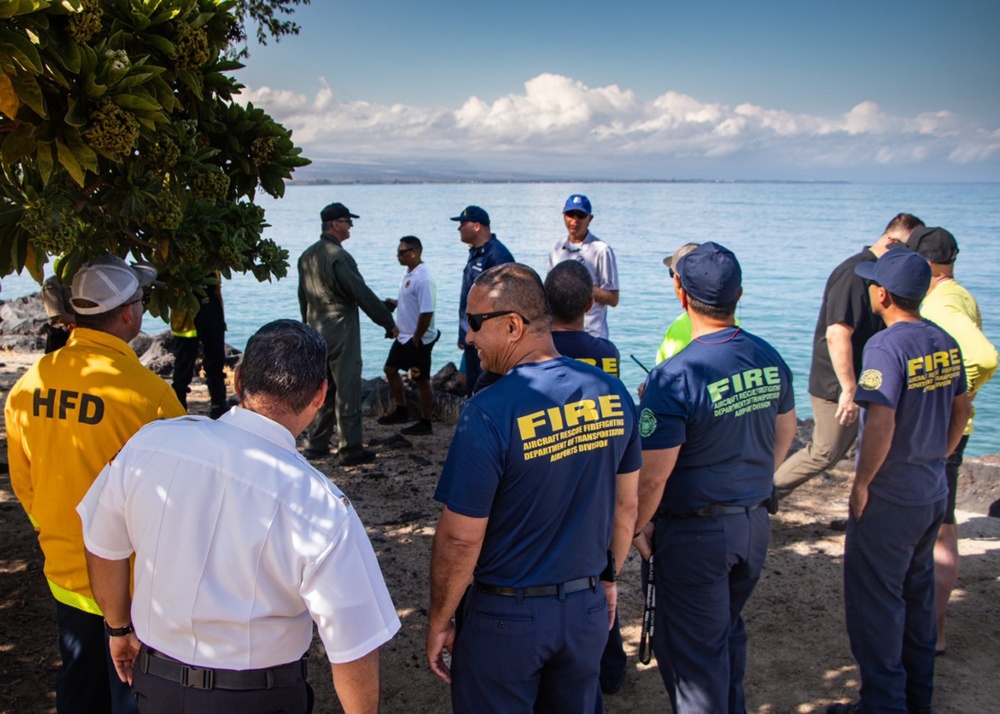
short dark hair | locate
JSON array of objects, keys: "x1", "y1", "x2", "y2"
[
  {"x1": 72, "y1": 291, "x2": 136, "y2": 330},
  {"x1": 238, "y1": 320, "x2": 327, "y2": 413},
  {"x1": 544, "y1": 260, "x2": 592, "y2": 323},
  {"x1": 888, "y1": 292, "x2": 922, "y2": 312},
  {"x1": 473, "y1": 263, "x2": 552, "y2": 332},
  {"x1": 688, "y1": 296, "x2": 738, "y2": 319},
  {"x1": 884, "y1": 213, "x2": 924, "y2": 234},
  {"x1": 400, "y1": 235, "x2": 422, "y2": 252}
]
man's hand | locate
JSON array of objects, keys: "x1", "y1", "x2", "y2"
[
  {"x1": 633, "y1": 521, "x2": 654, "y2": 560},
  {"x1": 109, "y1": 632, "x2": 141, "y2": 684},
  {"x1": 426, "y1": 619, "x2": 456, "y2": 684},
  {"x1": 603, "y1": 581, "x2": 618, "y2": 631},
  {"x1": 835, "y1": 388, "x2": 859, "y2": 426},
  {"x1": 849, "y1": 484, "x2": 869, "y2": 521}
]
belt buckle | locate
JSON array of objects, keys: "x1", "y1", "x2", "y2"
[{"x1": 181, "y1": 665, "x2": 214, "y2": 690}]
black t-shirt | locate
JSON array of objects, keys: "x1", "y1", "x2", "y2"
[{"x1": 808, "y1": 248, "x2": 884, "y2": 401}]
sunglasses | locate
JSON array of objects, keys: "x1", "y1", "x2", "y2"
[
  {"x1": 466, "y1": 310, "x2": 531, "y2": 332},
  {"x1": 397, "y1": 248, "x2": 415, "y2": 256},
  {"x1": 564, "y1": 211, "x2": 589, "y2": 220},
  {"x1": 123, "y1": 293, "x2": 151, "y2": 308}
]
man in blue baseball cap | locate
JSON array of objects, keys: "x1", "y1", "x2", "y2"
[
  {"x1": 827, "y1": 249, "x2": 970, "y2": 714},
  {"x1": 634, "y1": 242, "x2": 797, "y2": 713},
  {"x1": 548, "y1": 194, "x2": 620, "y2": 339},
  {"x1": 451, "y1": 205, "x2": 514, "y2": 396}
]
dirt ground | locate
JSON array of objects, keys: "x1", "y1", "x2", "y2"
[{"x1": 1, "y1": 352, "x2": 998, "y2": 713}]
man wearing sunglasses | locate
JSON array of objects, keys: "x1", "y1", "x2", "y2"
[
  {"x1": 298, "y1": 202, "x2": 398, "y2": 466},
  {"x1": 548, "y1": 194, "x2": 619, "y2": 340},
  {"x1": 427, "y1": 263, "x2": 641, "y2": 713},
  {"x1": 6, "y1": 255, "x2": 185, "y2": 714},
  {"x1": 452, "y1": 205, "x2": 514, "y2": 397}
]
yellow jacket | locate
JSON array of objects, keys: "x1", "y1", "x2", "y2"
[{"x1": 5, "y1": 328, "x2": 186, "y2": 613}]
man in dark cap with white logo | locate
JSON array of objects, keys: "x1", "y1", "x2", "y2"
[
  {"x1": 299, "y1": 202, "x2": 398, "y2": 465},
  {"x1": 634, "y1": 242, "x2": 797, "y2": 713},
  {"x1": 451, "y1": 205, "x2": 514, "y2": 396},
  {"x1": 827, "y1": 250, "x2": 970, "y2": 714},
  {"x1": 6, "y1": 255, "x2": 185, "y2": 713}
]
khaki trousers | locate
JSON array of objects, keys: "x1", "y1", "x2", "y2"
[{"x1": 774, "y1": 395, "x2": 857, "y2": 495}]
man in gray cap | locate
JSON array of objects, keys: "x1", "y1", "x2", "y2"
[
  {"x1": 299, "y1": 202, "x2": 398, "y2": 465},
  {"x1": 5, "y1": 254, "x2": 185, "y2": 714}
]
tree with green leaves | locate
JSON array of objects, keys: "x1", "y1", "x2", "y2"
[{"x1": 0, "y1": 0, "x2": 310, "y2": 319}]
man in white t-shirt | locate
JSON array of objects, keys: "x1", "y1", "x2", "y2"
[
  {"x1": 547, "y1": 194, "x2": 620, "y2": 339},
  {"x1": 378, "y1": 236, "x2": 440, "y2": 436},
  {"x1": 78, "y1": 319, "x2": 400, "y2": 713}
]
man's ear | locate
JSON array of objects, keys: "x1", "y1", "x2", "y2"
[
  {"x1": 233, "y1": 366, "x2": 243, "y2": 398},
  {"x1": 310, "y1": 379, "x2": 329, "y2": 410}
]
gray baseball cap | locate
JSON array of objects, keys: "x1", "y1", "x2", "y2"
[{"x1": 70, "y1": 255, "x2": 157, "y2": 315}]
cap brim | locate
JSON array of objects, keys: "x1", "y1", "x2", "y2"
[
  {"x1": 663, "y1": 257, "x2": 674, "y2": 267},
  {"x1": 853, "y1": 262, "x2": 878, "y2": 282},
  {"x1": 132, "y1": 263, "x2": 157, "y2": 287}
]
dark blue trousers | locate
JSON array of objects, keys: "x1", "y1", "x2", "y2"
[
  {"x1": 652, "y1": 508, "x2": 769, "y2": 714},
  {"x1": 844, "y1": 494, "x2": 945, "y2": 713},
  {"x1": 55, "y1": 603, "x2": 136, "y2": 714},
  {"x1": 451, "y1": 584, "x2": 608, "y2": 713}
]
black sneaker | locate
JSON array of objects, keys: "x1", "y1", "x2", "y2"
[
  {"x1": 302, "y1": 448, "x2": 330, "y2": 461},
  {"x1": 339, "y1": 448, "x2": 376, "y2": 466},
  {"x1": 377, "y1": 407, "x2": 410, "y2": 425},
  {"x1": 827, "y1": 702, "x2": 862, "y2": 714},
  {"x1": 829, "y1": 519, "x2": 849, "y2": 532},
  {"x1": 400, "y1": 420, "x2": 432, "y2": 436}
]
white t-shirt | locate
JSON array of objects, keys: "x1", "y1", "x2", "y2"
[
  {"x1": 395, "y1": 262, "x2": 438, "y2": 345},
  {"x1": 547, "y1": 232, "x2": 619, "y2": 339},
  {"x1": 78, "y1": 407, "x2": 400, "y2": 669}
]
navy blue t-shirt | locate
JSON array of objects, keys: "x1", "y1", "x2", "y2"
[
  {"x1": 638, "y1": 327, "x2": 795, "y2": 513},
  {"x1": 854, "y1": 320, "x2": 967, "y2": 506},
  {"x1": 458, "y1": 235, "x2": 515, "y2": 343},
  {"x1": 434, "y1": 357, "x2": 642, "y2": 587},
  {"x1": 553, "y1": 330, "x2": 620, "y2": 377}
]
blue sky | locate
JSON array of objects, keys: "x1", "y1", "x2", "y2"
[{"x1": 237, "y1": 1, "x2": 1000, "y2": 182}]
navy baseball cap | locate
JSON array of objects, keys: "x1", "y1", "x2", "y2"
[
  {"x1": 854, "y1": 249, "x2": 931, "y2": 301},
  {"x1": 320, "y1": 202, "x2": 358, "y2": 221},
  {"x1": 677, "y1": 242, "x2": 742, "y2": 306},
  {"x1": 563, "y1": 194, "x2": 592, "y2": 215},
  {"x1": 906, "y1": 226, "x2": 959, "y2": 265},
  {"x1": 450, "y1": 205, "x2": 490, "y2": 225}
]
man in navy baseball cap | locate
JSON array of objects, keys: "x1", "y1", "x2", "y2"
[
  {"x1": 676, "y1": 241, "x2": 743, "y2": 306},
  {"x1": 853, "y1": 249, "x2": 931, "y2": 302}
]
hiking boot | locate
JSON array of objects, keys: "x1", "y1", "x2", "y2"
[
  {"x1": 377, "y1": 407, "x2": 410, "y2": 425},
  {"x1": 302, "y1": 448, "x2": 330, "y2": 461},
  {"x1": 400, "y1": 419, "x2": 433, "y2": 436},
  {"x1": 339, "y1": 448, "x2": 376, "y2": 466}
]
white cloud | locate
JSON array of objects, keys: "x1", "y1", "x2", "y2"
[{"x1": 240, "y1": 73, "x2": 1000, "y2": 179}]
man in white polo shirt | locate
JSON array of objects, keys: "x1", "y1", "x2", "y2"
[
  {"x1": 547, "y1": 194, "x2": 620, "y2": 339},
  {"x1": 79, "y1": 319, "x2": 400, "y2": 713},
  {"x1": 378, "y1": 235, "x2": 440, "y2": 436}
]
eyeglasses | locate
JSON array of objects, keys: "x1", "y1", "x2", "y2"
[
  {"x1": 466, "y1": 310, "x2": 531, "y2": 332},
  {"x1": 668, "y1": 267, "x2": 675, "y2": 279},
  {"x1": 564, "y1": 211, "x2": 589, "y2": 220},
  {"x1": 335, "y1": 218, "x2": 353, "y2": 226},
  {"x1": 397, "y1": 248, "x2": 415, "y2": 256},
  {"x1": 123, "y1": 293, "x2": 150, "y2": 308}
]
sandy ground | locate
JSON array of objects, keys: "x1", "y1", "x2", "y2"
[{"x1": 1, "y1": 352, "x2": 998, "y2": 713}]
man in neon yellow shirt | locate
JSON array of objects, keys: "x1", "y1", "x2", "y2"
[
  {"x1": 907, "y1": 226, "x2": 997, "y2": 654},
  {"x1": 6, "y1": 255, "x2": 185, "y2": 713}
]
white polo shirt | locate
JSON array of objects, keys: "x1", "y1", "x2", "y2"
[
  {"x1": 395, "y1": 262, "x2": 438, "y2": 345},
  {"x1": 547, "y1": 231, "x2": 619, "y2": 339},
  {"x1": 78, "y1": 407, "x2": 400, "y2": 669}
]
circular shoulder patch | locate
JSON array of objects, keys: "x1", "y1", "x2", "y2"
[
  {"x1": 639, "y1": 408, "x2": 658, "y2": 437},
  {"x1": 859, "y1": 369, "x2": 883, "y2": 391}
]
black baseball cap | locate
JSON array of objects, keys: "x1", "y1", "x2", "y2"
[
  {"x1": 320, "y1": 202, "x2": 359, "y2": 222},
  {"x1": 906, "y1": 226, "x2": 959, "y2": 264}
]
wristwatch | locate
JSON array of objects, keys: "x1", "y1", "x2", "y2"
[
  {"x1": 104, "y1": 621, "x2": 134, "y2": 637},
  {"x1": 599, "y1": 550, "x2": 617, "y2": 583}
]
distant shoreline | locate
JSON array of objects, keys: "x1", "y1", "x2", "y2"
[{"x1": 288, "y1": 177, "x2": 854, "y2": 186}]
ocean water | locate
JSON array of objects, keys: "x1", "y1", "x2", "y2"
[{"x1": 4, "y1": 182, "x2": 999, "y2": 455}]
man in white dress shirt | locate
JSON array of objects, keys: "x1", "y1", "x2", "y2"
[{"x1": 79, "y1": 319, "x2": 400, "y2": 713}]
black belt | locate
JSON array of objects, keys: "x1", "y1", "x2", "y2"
[
  {"x1": 664, "y1": 499, "x2": 770, "y2": 519},
  {"x1": 475, "y1": 576, "x2": 596, "y2": 597},
  {"x1": 139, "y1": 645, "x2": 307, "y2": 691}
]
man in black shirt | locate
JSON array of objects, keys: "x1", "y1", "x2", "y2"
[{"x1": 774, "y1": 214, "x2": 923, "y2": 498}]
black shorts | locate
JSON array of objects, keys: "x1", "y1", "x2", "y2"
[
  {"x1": 385, "y1": 335, "x2": 437, "y2": 381},
  {"x1": 943, "y1": 434, "x2": 969, "y2": 525}
]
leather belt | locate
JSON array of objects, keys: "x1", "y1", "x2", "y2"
[
  {"x1": 664, "y1": 499, "x2": 770, "y2": 519},
  {"x1": 138, "y1": 645, "x2": 307, "y2": 691},
  {"x1": 475, "y1": 576, "x2": 596, "y2": 597}
]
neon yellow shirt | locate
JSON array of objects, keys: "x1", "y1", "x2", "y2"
[{"x1": 5, "y1": 328, "x2": 186, "y2": 613}]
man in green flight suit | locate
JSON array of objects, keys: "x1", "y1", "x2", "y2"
[{"x1": 299, "y1": 202, "x2": 398, "y2": 465}]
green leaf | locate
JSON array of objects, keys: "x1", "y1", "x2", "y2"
[
  {"x1": 111, "y1": 92, "x2": 161, "y2": 112},
  {"x1": 144, "y1": 34, "x2": 174, "y2": 56},
  {"x1": 65, "y1": 95, "x2": 88, "y2": 126},
  {"x1": 36, "y1": 139, "x2": 54, "y2": 181},
  {"x1": 47, "y1": 29, "x2": 81, "y2": 73},
  {"x1": 1, "y1": 122, "x2": 36, "y2": 162},
  {"x1": 0, "y1": 28, "x2": 44, "y2": 73},
  {"x1": 63, "y1": 127, "x2": 98, "y2": 174},
  {"x1": 9, "y1": 72, "x2": 46, "y2": 117}
]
